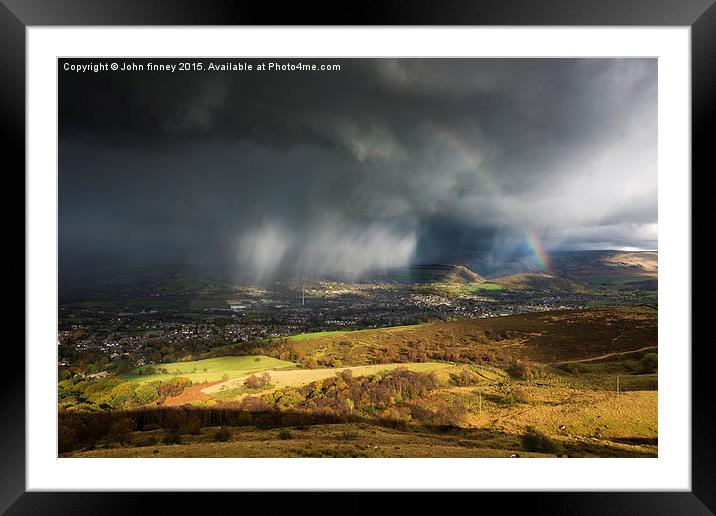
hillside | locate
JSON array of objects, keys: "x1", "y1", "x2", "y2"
[
  {"x1": 248, "y1": 306, "x2": 657, "y2": 367},
  {"x1": 492, "y1": 272, "x2": 587, "y2": 292},
  {"x1": 601, "y1": 251, "x2": 657, "y2": 272},
  {"x1": 384, "y1": 264, "x2": 485, "y2": 285},
  {"x1": 452, "y1": 250, "x2": 657, "y2": 291},
  {"x1": 548, "y1": 251, "x2": 658, "y2": 290},
  {"x1": 58, "y1": 306, "x2": 658, "y2": 458},
  {"x1": 440, "y1": 264, "x2": 484, "y2": 284}
]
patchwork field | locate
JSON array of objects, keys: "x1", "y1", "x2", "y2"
[{"x1": 59, "y1": 306, "x2": 658, "y2": 458}]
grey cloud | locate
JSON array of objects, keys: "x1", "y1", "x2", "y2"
[{"x1": 59, "y1": 58, "x2": 657, "y2": 277}]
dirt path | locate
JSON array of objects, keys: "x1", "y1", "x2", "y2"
[{"x1": 551, "y1": 346, "x2": 657, "y2": 365}]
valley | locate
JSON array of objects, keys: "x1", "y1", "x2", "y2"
[{"x1": 58, "y1": 250, "x2": 658, "y2": 459}]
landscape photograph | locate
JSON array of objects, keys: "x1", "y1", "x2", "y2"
[{"x1": 58, "y1": 57, "x2": 658, "y2": 459}]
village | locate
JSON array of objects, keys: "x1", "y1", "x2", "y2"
[{"x1": 57, "y1": 274, "x2": 646, "y2": 373}]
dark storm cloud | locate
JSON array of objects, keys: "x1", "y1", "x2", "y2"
[{"x1": 59, "y1": 58, "x2": 657, "y2": 277}]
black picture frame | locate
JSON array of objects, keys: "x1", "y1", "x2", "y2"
[{"x1": 4, "y1": 1, "x2": 711, "y2": 513}]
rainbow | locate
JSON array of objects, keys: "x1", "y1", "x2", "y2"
[
  {"x1": 430, "y1": 123, "x2": 551, "y2": 271},
  {"x1": 430, "y1": 123, "x2": 499, "y2": 191},
  {"x1": 525, "y1": 229, "x2": 550, "y2": 270}
]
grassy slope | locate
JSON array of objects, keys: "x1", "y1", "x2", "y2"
[
  {"x1": 466, "y1": 282, "x2": 504, "y2": 291},
  {"x1": 66, "y1": 375, "x2": 658, "y2": 458},
  {"x1": 202, "y1": 362, "x2": 451, "y2": 399},
  {"x1": 66, "y1": 307, "x2": 657, "y2": 458},
  {"x1": 274, "y1": 307, "x2": 657, "y2": 366},
  {"x1": 493, "y1": 272, "x2": 587, "y2": 292},
  {"x1": 63, "y1": 423, "x2": 560, "y2": 458},
  {"x1": 122, "y1": 355, "x2": 294, "y2": 385},
  {"x1": 442, "y1": 383, "x2": 657, "y2": 441},
  {"x1": 433, "y1": 282, "x2": 504, "y2": 296}
]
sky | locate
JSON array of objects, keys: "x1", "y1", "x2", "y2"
[{"x1": 59, "y1": 58, "x2": 657, "y2": 278}]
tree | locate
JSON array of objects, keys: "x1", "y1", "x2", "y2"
[
  {"x1": 108, "y1": 418, "x2": 134, "y2": 444},
  {"x1": 163, "y1": 432, "x2": 182, "y2": 444},
  {"x1": 110, "y1": 382, "x2": 137, "y2": 408},
  {"x1": 244, "y1": 372, "x2": 271, "y2": 390},
  {"x1": 186, "y1": 413, "x2": 202, "y2": 435},
  {"x1": 450, "y1": 369, "x2": 479, "y2": 387},
  {"x1": 135, "y1": 383, "x2": 159, "y2": 405},
  {"x1": 58, "y1": 422, "x2": 78, "y2": 453},
  {"x1": 509, "y1": 362, "x2": 534, "y2": 381},
  {"x1": 112, "y1": 358, "x2": 132, "y2": 374},
  {"x1": 521, "y1": 427, "x2": 564, "y2": 455},
  {"x1": 214, "y1": 427, "x2": 231, "y2": 442}
]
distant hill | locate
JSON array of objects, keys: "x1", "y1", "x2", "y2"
[
  {"x1": 601, "y1": 251, "x2": 657, "y2": 273},
  {"x1": 438, "y1": 264, "x2": 484, "y2": 284},
  {"x1": 58, "y1": 264, "x2": 234, "y2": 308},
  {"x1": 58, "y1": 250, "x2": 657, "y2": 306},
  {"x1": 492, "y1": 271, "x2": 587, "y2": 292},
  {"x1": 547, "y1": 251, "x2": 657, "y2": 290},
  {"x1": 449, "y1": 250, "x2": 657, "y2": 291},
  {"x1": 392, "y1": 264, "x2": 485, "y2": 285}
]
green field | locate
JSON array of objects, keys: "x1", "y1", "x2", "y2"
[
  {"x1": 464, "y1": 282, "x2": 504, "y2": 292},
  {"x1": 122, "y1": 355, "x2": 295, "y2": 384},
  {"x1": 286, "y1": 323, "x2": 431, "y2": 342},
  {"x1": 431, "y1": 282, "x2": 505, "y2": 296},
  {"x1": 585, "y1": 291, "x2": 658, "y2": 308}
]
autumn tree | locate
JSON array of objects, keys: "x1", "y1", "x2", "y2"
[
  {"x1": 244, "y1": 372, "x2": 271, "y2": 390},
  {"x1": 108, "y1": 417, "x2": 134, "y2": 444}
]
